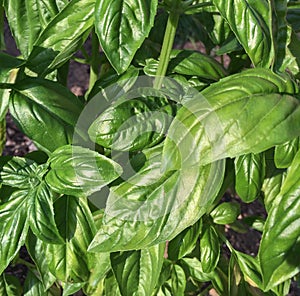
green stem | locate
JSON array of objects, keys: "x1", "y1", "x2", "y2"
[
  {"x1": 88, "y1": 28, "x2": 100, "y2": 92},
  {"x1": 154, "y1": 10, "x2": 180, "y2": 89},
  {"x1": 16, "y1": 258, "x2": 36, "y2": 269}
]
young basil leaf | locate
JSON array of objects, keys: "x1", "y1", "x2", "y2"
[
  {"x1": 162, "y1": 69, "x2": 300, "y2": 171},
  {"x1": 88, "y1": 144, "x2": 225, "y2": 252},
  {"x1": 259, "y1": 149, "x2": 300, "y2": 290},
  {"x1": 0, "y1": 274, "x2": 21, "y2": 296},
  {"x1": 274, "y1": 137, "x2": 300, "y2": 169},
  {"x1": 88, "y1": 96, "x2": 174, "y2": 152},
  {"x1": 23, "y1": 270, "x2": 47, "y2": 296},
  {"x1": 200, "y1": 224, "x2": 220, "y2": 273},
  {"x1": 170, "y1": 265, "x2": 186, "y2": 296},
  {"x1": 110, "y1": 244, "x2": 165, "y2": 296},
  {"x1": 26, "y1": 230, "x2": 56, "y2": 291},
  {"x1": 234, "y1": 153, "x2": 265, "y2": 203},
  {"x1": 27, "y1": 0, "x2": 95, "y2": 74},
  {"x1": 0, "y1": 190, "x2": 30, "y2": 274},
  {"x1": 62, "y1": 282, "x2": 85, "y2": 296},
  {"x1": 212, "y1": 0, "x2": 274, "y2": 68},
  {"x1": 46, "y1": 145, "x2": 123, "y2": 197},
  {"x1": 95, "y1": 0, "x2": 158, "y2": 74},
  {"x1": 210, "y1": 202, "x2": 240, "y2": 225},
  {"x1": 44, "y1": 196, "x2": 96, "y2": 283},
  {"x1": 168, "y1": 219, "x2": 202, "y2": 261},
  {"x1": 10, "y1": 78, "x2": 83, "y2": 154}
]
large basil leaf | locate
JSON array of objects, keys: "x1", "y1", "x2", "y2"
[
  {"x1": 44, "y1": 196, "x2": 96, "y2": 283},
  {"x1": 275, "y1": 137, "x2": 299, "y2": 168},
  {"x1": 95, "y1": 0, "x2": 158, "y2": 74},
  {"x1": 88, "y1": 145, "x2": 225, "y2": 252},
  {"x1": 111, "y1": 244, "x2": 165, "y2": 296},
  {"x1": 46, "y1": 145, "x2": 123, "y2": 197},
  {"x1": 10, "y1": 78, "x2": 83, "y2": 154},
  {"x1": 162, "y1": 69, "x2": 300, "y2": 170},
  {"x1": 168, "y1": 50, "x2": 227, "y2": 81},
  {"x1": 259, "y1": 149, "x2": 300, "y2": 289},
  {"x1": 88, "y1": 95, "x2": 174, "y2": 152},
  {"x1": 3, "y1": 0, "x2": 67, "y2": 58},
  {"x1": 0, "y1": 190, "x2": 29, "y2": 274},
  {"x1": 212, "y1": 0, "x2": 274, "y2": 68},
  {"x1": 27, "y1": 0, "x2": 95, "y2": 74},
  {"x1": 234, "y1": 153, "x2": 265, "y2": 203}
]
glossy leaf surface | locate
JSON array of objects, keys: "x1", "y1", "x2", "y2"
[
  {"x1": 89, "y1": 145, "x2": 225, "y2": 252},
  {"x1": 111, "y1": 244, "x2": 164, "y2": 296},
  {"x1": 259, "y1": 149, "x2": 300, "y2": 289},
  {"x1": 275, "y1": 137, "x2": 299, "y2": 168},
  {"x1": 95, "y1": 0, "x2": 158, "y2": 74},
  {"x1": 162, "y1": 69, "x2": 300, "y2": 170},
  {"x1": 27, "y1": 0, "x2": 95, "y2": 74},
  {"x1": 46, "y1": 145, "x2": 123, "y2": 197},
  {"x1": 10, "y1": 78, "x2": 83, "y2": 153},
  {"x1": 212, "y1": 0, "x2": 274, "y2": 68},
  {"x1": 235, "y1": 153, "x2": 265, "y2": 203},
  {"x1": 210, "y1": 202, "x2": 240, "y2": 225}
]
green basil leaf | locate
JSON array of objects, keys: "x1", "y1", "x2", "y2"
[
  {"x1": 88, "y1": 145, "x2": 225, "y2": 252},
  {"x1": 275, "y1": 137, "x2": 300, "y2": 168},
  {"x1": 212, "y1": 0, "x2": 274, "y2": 68},
  {"x1": 87, "y1": 66, "x2": 139, "y2": 102},
  {"x1": 262, "y1": 150, "x2": 286, "y2": 213},
  {"x1": 0, "y1": 53, "x2": 23, "y2": 121},
  {"x1": 0, "y1": 157, "x2": 42, "y2": 189},
  {"x1": 24, "y1": 270, "x2": 47, "y2": 296},
  {"x1": 233, "y1": 250, "x2": 263, "y2": 289},
  {"x1": 88, "y1": 96, "x2": 174, "y2": 151},
  {"x1": 44, "y1": 196, "x2": 96, "y2": 283},
  {"x1": 62, "y1": 283, "x2": 85, "y2": 296},
  {"x1": 28, "y1": 182, "x2": 64, "y2": 244},
  {"x1": 259, "y1": 149, "x2": 300, "y2": 289},
  {"x1": 0, "y1": 190, "x2": 29, "y2": 274},
  {"x1": 111, "y1": 244, "x2": 165, "y2": 296},
  {"x1": 170, "y1": 265, "x2": 186, "y2": 296},
  {"x1": 105, "y1": 272, "x2": 121, "y2": 296},
  {"x1": 168, "y1": 219, "x2": 202, "y2": 261},
  {"x1": 168, "y1": 50, "x2": 227, "y2": 81},
  {"x1": 46, "y1": 145, "x2": 123, "y2": 197},
  {"x1": 27, "y1": 0, "x2": 95, "y2": 74},
  {"x1": 210, "y1": 202, "x2": 240, "y2": 225},
  {"x1": 95, "y1": 0, "x2": 158, "y2": 74},
  {"x1": 0, "y1": 274, "x2": 21, "y2": 296},
  {"x1": 234, "y1": 153, "x2": 265, "y2": 203},
  {"x1": 162, "y1": 69, "x2": 300, "y2": 170},
  {"x1": 26, "y1": 230, "x2": 56, "y2": 291},
  {"x1": 200, "y1": 224, "x2": 220, "y2": 273},
  {"x1": 180, "y1": 257, "x2": 214, "y2": 282},
  {"x1": 10, "y1": 78, "x2": 83, "y2": 154}
]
